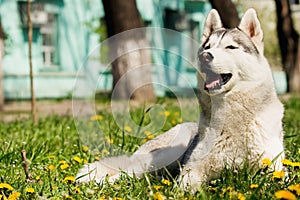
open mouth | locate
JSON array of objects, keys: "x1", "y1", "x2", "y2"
[{"x1": 204, "y1": 71, "x2": 232, "y2": 91}]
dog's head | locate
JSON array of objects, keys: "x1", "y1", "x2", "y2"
[{"x1": 198, "y1": 9, "x2": 270, "y2": 96}]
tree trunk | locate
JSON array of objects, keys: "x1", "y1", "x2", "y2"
[
  {"x1": 208, "y1": 0, "x2": 240, "y2": 28},
  {"x1": 294, "y1": 39, "x2": 300, "y2": 92},
  {"x1": 27, "y1": 0, "x2": 37, "y2": 123},
  {"x1": 275, "y1": 0, "x2": 300, "y2": 93},
  {"x1": 0, "y1": 19, "x2": 5, "y2": 111},
  {"x1": 102, "y1": 0, "x2": 156, "y2": 101}
]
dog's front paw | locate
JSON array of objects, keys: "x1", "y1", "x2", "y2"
[{"x1": 179, "y1": 169, "x2": 204, "y2": 193}]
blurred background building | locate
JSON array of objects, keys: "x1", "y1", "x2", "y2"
[
  {"x1": 0, "y1": 0, "x2": 211, "y2": 99},
  {"x1": 1, "y1": 0, "x2": 299, "y2": 99}
]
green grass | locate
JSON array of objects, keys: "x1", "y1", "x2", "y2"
[{"x1": 0, "y1": 97, "x2": 299, "y2": 199}]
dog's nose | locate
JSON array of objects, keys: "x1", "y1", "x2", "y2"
[{"x1": 199, "y1": 52, "x2": 214, "y2": 63}]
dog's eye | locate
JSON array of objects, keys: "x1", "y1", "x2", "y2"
[
  {"x1": 226, "y1": 45, "x2": 238, "y2": 50},
  {"x1": 204, "y1": 44, "x2": 210, "y2": 50}
]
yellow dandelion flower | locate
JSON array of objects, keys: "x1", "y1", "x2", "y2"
[
  {"x1": 275, "y1": 190, "x2": 296, "y2": 200},
  {"x1": 142, "y1": 139, "x2": 148, "y2": 144},
  {"x1": 65, "y1": 195, "x2": 73, "y2": 199},
  {"x1": 161, "y1": 179, "x2": 171, "y2": 186},
  {"x1": 48, "y1": 165, "x2": 55, "y2": 170},
  {"x1": 291, "y1": 162, "x2": 300, "y2": 168},
  {"x1": 73, "y1": 156, "x2": 82, "y2": 163},
  {"x1": 153, "y1": 192, "x2": 165, "y2": 200},
  {"x1": 113, "y1": 198, "x2": 123, "y2": 200},
  {"x1": 47, "y1": 155, "x2": 56, "y2": 159},
  {"x1": 153, "y1": 185, "x2": 163, "y2": 190},
  {"x1": 144, "y1": 131, "x2": 152, "y2": 136},
  {"x1": 59, "y1": 160, "x2": 67, "y2": 164},
  {"x1": 221, "y1": 188, "x2": 226, "y2": 194},
  {"x1": 8, "y1": 191, "x2": 21, "y2": 200},
  {"x1": 63, "y1": 176, "x2": 75, "y2": 183},
  {"x1": 60, "y1": 163, "x2": 69, "y2": 170},
  {"x1": 102, "y1": 149, "x2": 109, "y2": 154},
  {"x1": 95, "y1": 156, "x2": 101, "y2": 160},
  {"x1": 229, "y1": 191, "x2": 235, "y2": 199},
  {"x1": 99, "y1": 197, "x2": 106, "y2": 200},
  {"x1": 147, "y1": 134, "x2": 155, "y2": 140},
  {"x1": 282, "y1": 159, "x2": 293, "y2": 166},
  {"x1": 74, "y1": 187, "x2": 81, "y2": 194},
  {"x1": 220, "y1": 186, "x2": 234, "y2": 197},
  {"x1": 238, "y1": 192, "x2": 245, "y2": 200},
  {"x1": 35, "y1": 176, "x2": 40, "y2": 181},
  {"x1": 90, "y1": 115, "x2": 103, "y2": 121},
  {"x1": 25, "y1": 187, "x2": 35, "y2": 193},
  {"x1": 144, "y1": 131, "x2": 154, "y2": 140},
  {"x1": 261, "y1": 158, "x2": 271, "y2": 168},
  {"x1": 250, "y1": 184, "x2": 259, "y2": 189},
  {"x1": 105, "y1": 136, "x2": 114, "y2": 144},
  {"x1": 177, "y1": 118, "x2": 183, "y2": 123},
  {"x1": 288, "y1": 184, "x2": 300, "y2": 195},
  {"x1": 82, "y1": 145, "x2": 89, "y2": 152},
  {"x1": 124, "y1": 126, "x2": 132, "y2": 132},
  {"x1": 52, "y1": 186, "x2": 58, "y2": 190},
  {"x1": 272, "y1": 170, "x2": 285, "y2": 179},
  {"x1": 0, "y1": 194, "x2": 2, "y2": 199},
  {"x1": 0, "y1": 183, "x2": 14, "y2": 190},
  {"x1": 208, "y1": 187, "x2": 217, "y2": 191},
  {"x1": 84, "y1": 159, "x2": 88, "y2": 164},
  {"x1": 171, "y1": 119, "x2": 177, "y2": 125},
  {"x1": 164, "y1": 111, "x2": 170, "y2": 117}
]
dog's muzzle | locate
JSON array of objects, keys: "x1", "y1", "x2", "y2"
[{"x1": 198, "y1": 52, "x2": 232, "y2": 92}]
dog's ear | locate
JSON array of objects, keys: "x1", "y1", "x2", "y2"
[
  {"x1": 201, "y1": 9, "x2": 223, "y2": 44},
  {"x1": 239, "y1": 8, "x2": 264, "y2": 53}
]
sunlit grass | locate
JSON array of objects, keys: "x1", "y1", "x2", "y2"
[{"x1": 0, "y1": 97, "x2": 299, "y2": 199}]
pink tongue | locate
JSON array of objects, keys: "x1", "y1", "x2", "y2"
[
  {"x1": 205, "y1": 79, "x2": 220, "y2": 89},
  {"x1": 205, "y1": 74, "x2": 221, "y2": 89}
]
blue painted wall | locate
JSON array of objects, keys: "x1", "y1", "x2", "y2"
[{"x1": 0, "y1": 0, "x2": 211, "y2": 99}]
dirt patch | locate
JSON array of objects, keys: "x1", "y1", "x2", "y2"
[
  {"x1": 1, "y1": 100, "x2": 73, "y2": 122},
  {"x1": 1, "y1": 94, "x2": 294, "y2": 123}
]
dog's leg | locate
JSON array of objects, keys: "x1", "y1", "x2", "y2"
[
  {"x1": 76, "y1": 122, "x2": 198, "y2": 183},
  {"x1": 178, "y1": 151, "x2": 227, "y2": 192}
]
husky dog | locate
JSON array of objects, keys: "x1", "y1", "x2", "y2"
[{"x1": 76, "y1": 9, "x2": 284, "y2": 191}]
